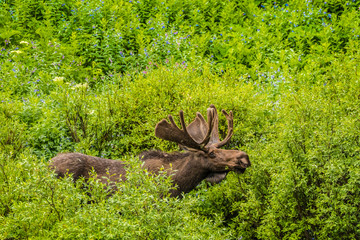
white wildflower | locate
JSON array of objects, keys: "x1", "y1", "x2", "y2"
[
  {"x1": 10, "y1": 50, "x2": 23, "y2": 54},
  {"x1": 20, "y1": 41, "x2": 29, "y2": 45},
  {"x1": 53, "y1": 77, "x2": 64, "y2": 83},
  {"x1": 71, "y1": 83, "x2": 89, "y2": 89}
]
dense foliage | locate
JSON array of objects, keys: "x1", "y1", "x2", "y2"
[{"x1": 1, "y1": 0, "x2": 360, "y2": 239}]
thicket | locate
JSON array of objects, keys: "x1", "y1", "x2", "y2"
[{"x1": 1, "y1": 0, "x2": 360, "y2": 239}]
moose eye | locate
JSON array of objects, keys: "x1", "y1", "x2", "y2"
[{"x1": 208, "y1": 152, "x2": 216, "y2": 158}]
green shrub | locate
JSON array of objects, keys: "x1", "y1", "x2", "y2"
[
  {"x1": 0, "y1": 153, "x2": 230, "y2": 239},
  {"x1": 1, "y1": 0, "x2": 360, "y2": 239}
]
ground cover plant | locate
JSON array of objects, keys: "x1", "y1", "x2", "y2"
[{"x1": 1, "y1": 0, "x2": 360, "y2": 239}]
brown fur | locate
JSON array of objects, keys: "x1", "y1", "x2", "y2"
[
  {"x1": 139, "y1": 150, "x2": 190, "y2": 163},
  {"x1": 49, "y1": 153, "x2": 127, "y2": 186},
  {"x1": 50, "y1": 149, "x2": 250, "y2": 197}
]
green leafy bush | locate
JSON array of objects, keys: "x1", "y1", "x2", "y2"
[
  {"x1": 0, "y1": 153, "x2": 229, "y2": 239},
  {"x1": 1, "y1": 0, "x2": 360, "y2": 239}
]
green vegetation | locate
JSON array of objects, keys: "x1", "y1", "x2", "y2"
[{"x1": 1, "y1": 0, "x2": 360, "y2": 239}]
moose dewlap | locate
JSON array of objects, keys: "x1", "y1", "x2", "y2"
[{"x1": 49, "y1": 104, "x2": 250, "y2": 197}]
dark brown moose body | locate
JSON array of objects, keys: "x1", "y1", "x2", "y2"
[
  {"x1": 50, "y1": 153, "x2": 127, "y2": 185},
  {"x1": 49, "y1": 105, "x2": 250, "y2": 197}
]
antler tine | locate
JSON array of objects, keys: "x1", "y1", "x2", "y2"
[
  {"x1": 199, "y1": 107, "x2": 214, "y2": 146},
  {"x1": 167, "y1": 114, "x2": 177, "y2": 127},
  {"x1": 212, "y1": 109, "x2": 234, "y2": 148},
  {"x1": 178, "y1": 110, "x2": 188, "y2": 134}
]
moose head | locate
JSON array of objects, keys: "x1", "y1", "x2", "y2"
[
  {"x1": 142, "y1": 104, "x2": 250, "y2": 196},
  {"x1": 49, "y1": 105, "x2": 250, "y2": 197}
]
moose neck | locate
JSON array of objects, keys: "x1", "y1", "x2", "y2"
[
  {"x1": 169, "y1": 152, "x2": 210, "y2": 197},
  {"x1": 141, "y1": 151, "x2": 211, "y2": 197}
]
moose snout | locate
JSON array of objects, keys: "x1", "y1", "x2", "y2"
[
  {"x1": 237, "y1": 153, "x2": 250, "y2": 169},
  {"x1": 240, "y1": 161, "x2": 250, "y2": 168}
]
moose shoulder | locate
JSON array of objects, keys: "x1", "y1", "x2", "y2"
[{"x1": 49, "y1": 105, "x2": 250, "y2": 197}]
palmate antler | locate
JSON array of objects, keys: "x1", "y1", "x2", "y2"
[
  {"x1": 155, "y1": 107, "x2": 215, "y2": 151},
  {"x1": 155, "y1": 105, "x2": 234, "y2": 151}
]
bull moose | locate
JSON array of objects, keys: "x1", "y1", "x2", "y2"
[{"x1": 49, "y1": 104, "x2": 250, "y2": 197}]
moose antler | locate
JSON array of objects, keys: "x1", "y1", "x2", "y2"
[
  {"x1": 185, "y1": 104, "x2": 233, "y2": 148},
  {"x1": 155, "y1": 107, "x2": 215, "y2": 151},
  {"x1": 155, "y1": 105, "x2": 234, "y2": 151}
]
